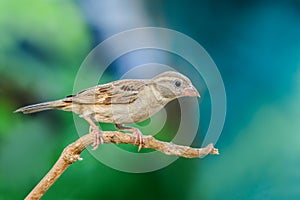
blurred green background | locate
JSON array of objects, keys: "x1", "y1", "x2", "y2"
[{"x1": 1, "y1": 0, "x2": 300, "y2": 199}]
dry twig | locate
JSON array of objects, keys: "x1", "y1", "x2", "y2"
[{"x1": 25, "y1": 131, "x2": 219, "y2": 200}]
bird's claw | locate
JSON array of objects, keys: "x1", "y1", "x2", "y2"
[
  {"x1": 115, "y1": 124, "x2": 145, "y2": 152},
  {"x1": 132, "y1": 129, "x2": 145, "y2": 152},
  {"x1": 89, "y1": 125, "x2": 104, "y2": 150}
]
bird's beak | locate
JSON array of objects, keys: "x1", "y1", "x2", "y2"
[{"x1": 183, "y1": 85, "x2": 200, "y2": 97}]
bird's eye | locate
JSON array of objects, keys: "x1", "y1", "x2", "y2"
[{"x1": 175, "y1": 80, "x2": 181, "y2": 87}]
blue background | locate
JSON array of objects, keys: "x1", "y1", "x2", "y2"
[{"x1": 1, "y1": 0, "x2": 300, "y2": 199}]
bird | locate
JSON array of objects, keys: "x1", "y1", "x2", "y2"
[{"x1": 15, "y1": 71, "x2": 200, "y2": 151}]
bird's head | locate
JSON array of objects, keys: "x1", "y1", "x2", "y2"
[{"x1": 151, "y1": 71, "x2": 200, "y2": 100}]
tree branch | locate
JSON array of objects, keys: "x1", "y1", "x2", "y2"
[{"x1": 25, "y1": 131, "x2": 219, "y2": 200}]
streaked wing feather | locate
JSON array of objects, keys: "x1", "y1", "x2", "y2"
[{"x1": 66, "y1": 80, "x2": 145, "y2": 105}]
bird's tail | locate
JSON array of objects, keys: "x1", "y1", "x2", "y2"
[{"x1": 15, "y1": 100, "x2": 68, "y2": 114}]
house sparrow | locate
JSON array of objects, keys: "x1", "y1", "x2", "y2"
[{"x1": 15, "y1": 71, "x2": 200, "y2": 151}]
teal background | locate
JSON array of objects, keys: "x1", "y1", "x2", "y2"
[{"x1": 1, "y1": 0, "x2": 300, "y2": 199}]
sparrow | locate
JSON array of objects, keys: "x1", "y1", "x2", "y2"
[{"x1": 15, "y1": 71, "x2": 200, "y2": 151}]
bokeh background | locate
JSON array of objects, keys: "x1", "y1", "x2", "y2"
[{"x1": 1, "y1": 0, "x2": 300, "y2": 199}]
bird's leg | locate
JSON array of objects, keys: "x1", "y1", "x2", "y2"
[
  {"x1": 115, "y1": 124, "x2": 145, "y2": 152},
  {"x1": 83, "y1": 116, "x2": 104, "y2": 150}
]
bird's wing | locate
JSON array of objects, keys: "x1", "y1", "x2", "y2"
[{"x1": 65, "y1": 80, "x2": 146, "y2": 105}]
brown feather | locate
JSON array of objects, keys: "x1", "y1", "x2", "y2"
[{"x1": 66, "y1": 80, "x2": 146, "y2": 105}]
